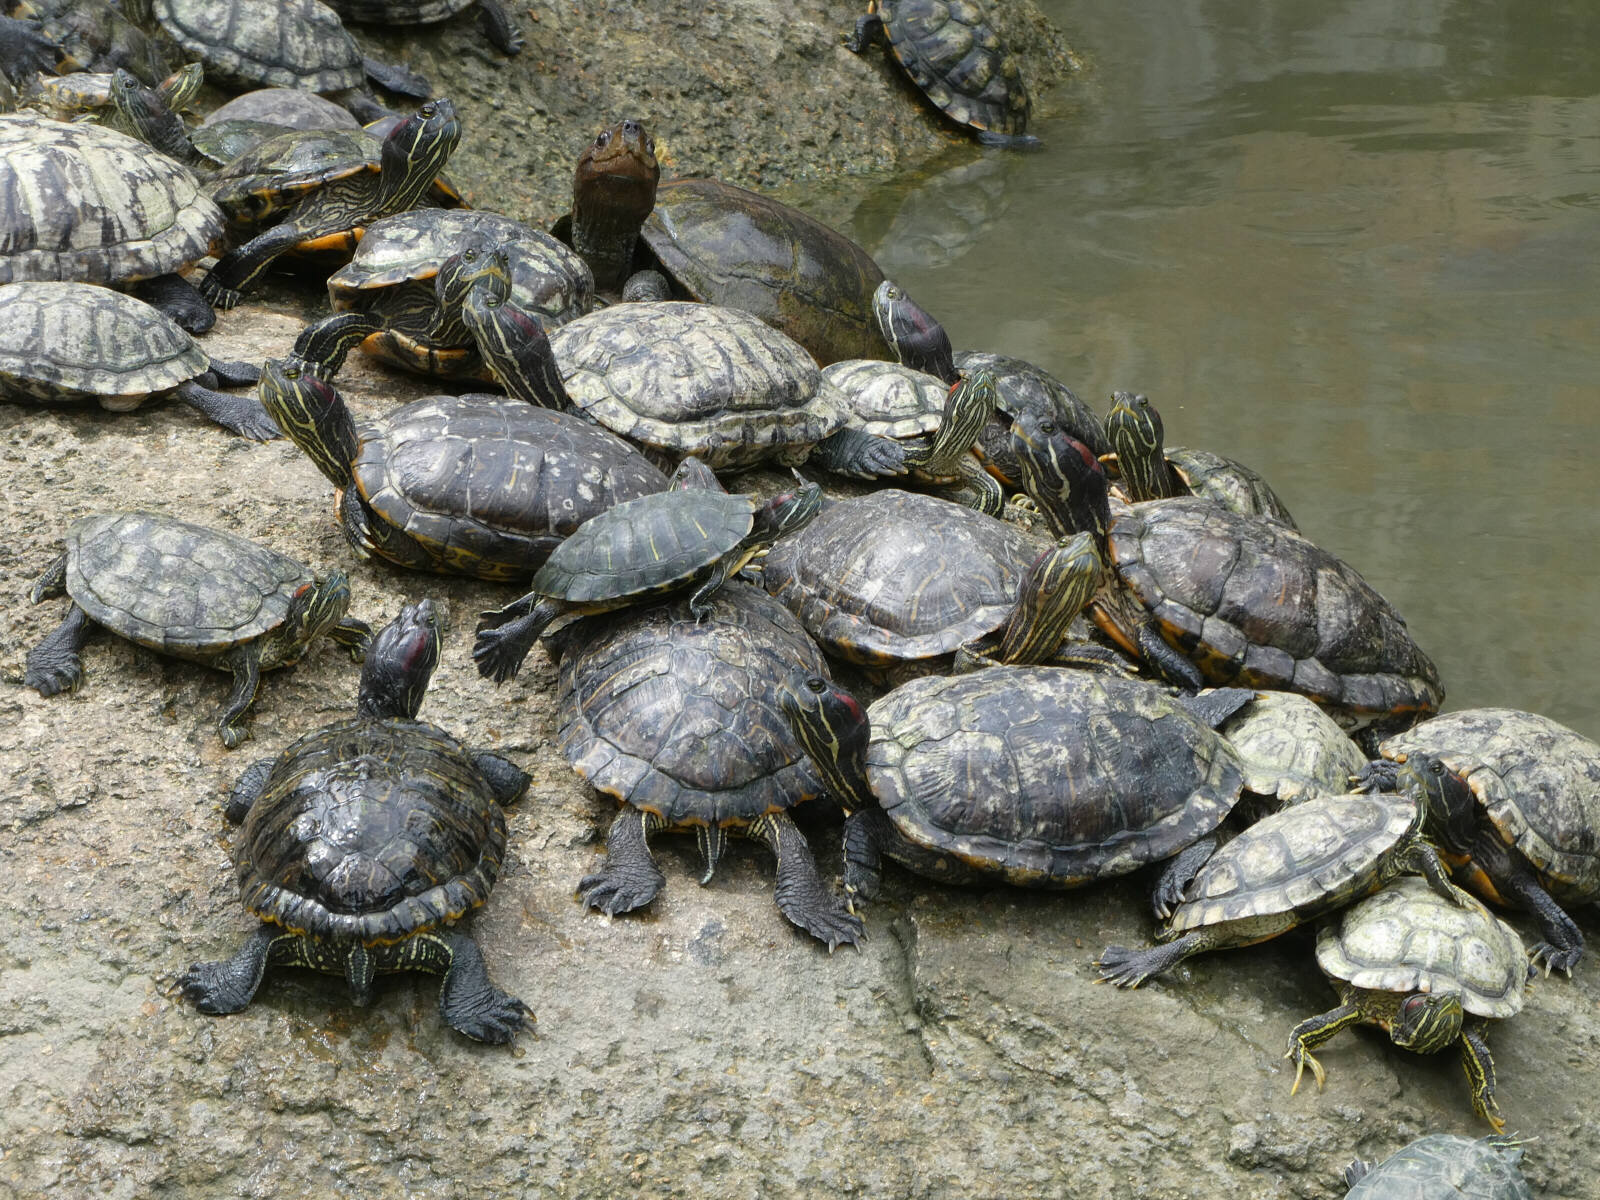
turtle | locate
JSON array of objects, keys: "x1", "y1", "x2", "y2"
[
  {"x1": 324, "y1": 0, "x2": 523, "y2": 55},
  {"x1": 0, "y1": 111, "x2": 224, "y2": 332},
  {"x1": 1285, "y1": 875, "x2": 1532, "y2": 1131},
  {"x1": 1101, "y1": 390, "x2": 1297, "y2": 527},
  {"x1": 554, "y1": 581, "x2": 862, "y2": 950},
  {"x1": 179, "y1": 600, "x2": 533, "y2": 1042},
  {"x1": 1218, "y1": 690, "x2": 1369, "y2": 809},
  {"x1": 780, "y1": 666, "x2": 1250, "y2": 908},
  {"x1": 1363, "y1": 707, "x2": 1600, "y2": 975},
  {"x1": 200, "y1": 97, "x2": 460, "y2": 309},
  {"x1": 847, "y1": 0, "x2": 1040, "y2": 149},
  {"x1": 446, "y1": 247, "x2": 577, "y2": 410},
  {"x1": 1094, "y1": 770, "x2": 1475, "y2": 988},
  {"x1": 7, "y1": 0, "x2": 169, "y2": 83},
  {"x1": 473, "y1": 480, "x2": 824, "y2": 683},
  {"x1": 23, "y1": 511, "x2": 371, "y2": 747},
  {"x1": 0, "y1": 282, "x2": 279, "y2": 439},
  {"x1": 256, "y1": 358, "x2": 670, "y2": 581},
  {"x1": 102, "y1": 64, "x2": 207, "y2": 168},
  {"x1": 203, "y1": 86, "x2": 362, "y2": 130},
  {"x1": 1341, "y1": 1134, "x2": 1533, "y2": 1200}
]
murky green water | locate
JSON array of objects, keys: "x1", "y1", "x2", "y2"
[{"x1": 844, "y1": 1, "x2": 1600, "y2": 737}]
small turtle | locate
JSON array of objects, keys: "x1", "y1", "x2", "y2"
[
  {"x1": 101, "y1": 65, "x2": 206, "y2": 168},
  {"x1": 257, "y1": 359, "x2": 669, "y2": 580},
  {"x1": 1365, "y1": 708, "x2": 1600, "y2": 975},
  {"x1": 555, "y1": 582, "x2": 862, "y2": 950},
  {"x1": 1286, "y1": 875, "x2": 1532, "y2": 1131},
  {"x1": 1219, "y1": 691, "x2": 1369, "y2": 808},
  {"x1": 1342, "y1": 1133, "x2": 1533, "y2": 1200},
  {"x1": 324, "y1": 0, "x2": 523, "y2": 55},
  {"x1": 445, "y1": 247, "x2": 576, "y2": 410},
  {"x1": 848, "y1": 0, "x2": 1039, "y2": 149},
  {"x1": 180, "y1": 601, "x2": 533, "y2": 1042},
  {"x1": 8, "y1": 0, "x2": 169, "y2": 83},
  {"x1": 24, "y1": 512, "x2": 370, "y2": 747},
  {"x1": 473, "y1": 480, "x2": 823, "y2": 683}
]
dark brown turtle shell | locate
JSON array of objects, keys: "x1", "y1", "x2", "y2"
[{"x1": 872, "y1": 0, "x2": 1034, "y2": 142}]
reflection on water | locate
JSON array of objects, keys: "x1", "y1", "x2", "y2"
[{"x1": 842, "y1": 0, "x2": 1600, "y2": 735}]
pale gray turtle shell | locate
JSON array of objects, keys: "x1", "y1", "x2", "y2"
[
  {"x1": 1380, "y1": 707, "x2": 1600, "y2": 898},
  {"x1": 1344, "y1": 1134, "x2": 1532, "y2": 1200},
  {"x1": 547, "y1": 302, "x2": 848, "y2": 470},
  {"x1": 1220, "y1": 691, "x2": 1367, "y2": 804},
  {"x1": 0, "y1": 282, "x2": 209, "y2": 407},
  {"x1": 819, "y1": 359, "x2": 947, "y2": 440},
  {"x1": 1169, "y1": 792, "x2": 1419, "y2": 933},
  {"x1": 0, "y1": 114, "x2": 223, "y2": 285},
  {"x1": 1317, "y1": 876, "x2": 1528, "y2": 1019},
  {"x1": 1166, "y1": 445, "x2": 1297, "y2": 529},
  {"x1": 151, "y1": 0, "x2": 365, "y2": 93},
  {"x1": 63, "y1": 512, "x2": 315, "y2": 665}
]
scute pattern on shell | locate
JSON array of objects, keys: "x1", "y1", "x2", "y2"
[
  {"x1": 880, "y1": 0, "x2": 1032, "y2": 138},
  {"x1": 556, "y1": 583, "x2": 830, "y2": 826},
  {"x1": 820, "y1": 359, "x2": 947, "y2": 439},
  {"x1": 954, "y1": 350, "x2": 1111, "y2": 456},
  {"x1": 1220, "y1": 691, "x2": 1367, "y2": 803},
  {"x1": 64, "y1": 512, "x2": 313, "y2": 660},
  {"x1": 0, "y1": 114, "x2": 223, "y2": 285},
  {"x1": 548, "y1": 302, "x2": 848, "y2": 470},
  {"x1": 209, "y1": 128, "x2": 380, "y2": 228},
  {"x1": 1344, "y1": 1134, "x2": 1533, "y2": 1200},
  {"x1": 865, "y1": 666, "x2": 1244, "y2": 883},
  {"x1": 327, "y1": 0, "x2": 479, "y2": 24},
  {"x1": 1166, "y1": 446, "x2": 1297, "y2": 528},
  {"x1": 1316, "y1": 876, "x2": 1528, "y2": 1019},
  {"x1": 153, "y1": 0, "x2": 365, "y2": 92},
  {"x1": 237, "y1": 718, "x2": 507, "y2": 944}
]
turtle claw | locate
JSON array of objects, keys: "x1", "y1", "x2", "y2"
[
  {"x1": 23, "y1": 656, "x2": 84, "y2": 697},
  {"x1": 1285, "y1": 1044, "x2": 1326, "y2": 1096},
  {"x1": 198, "y1": 272, "x2": 243, "y2": 311},
  {"x1": 1094, "y1": 944, "x2": 1158, "y2": 989},
  {"x1": 1528, "y1": 942, "x2": 1579, "y2": 978},
  {"x1": 448, "y1": 992, "x2": 534, "y2": 1045},
  {"x1": 577, "y1": 864, "x2": 665, "y2": 916},
  {"x1": 471, "y1": 625, "x2": 528, "y2": 683}
]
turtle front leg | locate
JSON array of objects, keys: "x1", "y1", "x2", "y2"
[
  {"x1": 1150, "y1": 836, "x2": 1217, "y2": 921},
  {"x1": 1392, "y1": 838, "x2": 1476, "y2": 909},
  {"x1": 1283, "y1": 1002, "x2": 1364, "y2": 1096},
  {"x1": 577, "y1": 810, "x2": 667, "y2": 915},
  {"x1": 407, "y1": 930, "x2": 533, "y2": 1044},
  {"x1": 1458, "y1": 1019, "x2": 1504, "y2": 1132},
  {"x1": 1472, "y1": 831, "x2": 1584, "y2": 975},
  {"x1": 226, "y1": 756, "x2": 278, "y2": 824},
  {"x1": 842, "y1": 806, "x2": 894, "y2": 909},
  {"x1": 217, "y1": 648, "x2": 263, "y2": 749},
  {"x1": 174, "y1": 380, "x2": 282, "y2": 442},
  {"x1": 846, "y1": 11, "x2": 884, "y2": 53},
  {"x1": 749, "y1": 812, "x2": 863, "y2": 951},
  {"x1": 328, "y1": 616, "x2": 373, "y2": 662},
  {"x1": 200, "y1": 222, "x2": 309, "y2": 310},
  {"x1": 180, "y1": 926, "x2": 284, "y2": 1015},
  {"x1": 475, "y1": 0, "x2": 525, "y2": 54},
  {"x1": 28, "y1": 551, "x2": 68, "y2": 603},
  {"x1": 24, "y1": 604, "x2": 91, "y2": 697}
]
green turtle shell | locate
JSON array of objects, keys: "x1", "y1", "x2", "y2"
[
  {"x1": 1317, "y1": 876, "x2": 1529, "y2": 1020},
  {"x1": 820, "y1": 359, "x2": 947, "y2": 440},
  {"x1": 1344, "y1": 1134, "x2": 1532, "y2": 1200},
  {"x1": 0, "y1": 283, "x2": 209, "y2": 406},
  {"x1": 349, "y1": 394, "x2": 668, "y2": 580},
  {"x1": 547, "y1": 302, "x2": 848, "y2": 470},
  {"x1": 1165, "y1": 446, "x2": 1297, "y2": 528},
  {"x1": 236, "y1": 716, "x2": 506, "y2": 944},
  {"x1": 761, "y1": 489, "x2": 1046, "y2": 666},
  {"x1": 876, "y1": 0, "x2": 1033, "y2": 141},
  {"x1": 556, "y1": 582, "x2": 830, "y2": 826},
  {"x1": 863, "y1": 666, "x2": 1244, "y2": 884},
  {"x1": 1379, "y1": 708, "x2": 1600, "y2": 899},
  {"x1": 150, "y1": 0, "x2": 365, "y2": 93},
  {"x1": 1219, "y1": 691, "x2": 1368, "y2": 804},
  {"x1": 0, "y1": 113, "x2": 222, "y2": 285},
  {"x1": 209, "y1": 126, "x2": 381, "y2": 230},
  {"x1": 62, "y1": 512, "x2": 316, "y2": 665}
]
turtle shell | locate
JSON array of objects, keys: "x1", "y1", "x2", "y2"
[
  {"x1": 235, "y1": 716, "x2": 507, "y2": 944},
  {"x1": 202, "y1": 87, "x2": 362, "y2": 130},
  {"x1": 639, "y1": 178, "x2": 891, "y2": 366},
  {"x1": 13, "y1": 0, "x2": 172, "y2": 83},
  {"x1": 0, "y1": 282, "x2": 209, "y2": 407},
  {"x1": 820, "y1": 359, "x2": 947, "y2": 440},
  {"x1": 326, "y1": 0, "x2": 477, "y2": 20},
  {"x1": 151, "y1": 0, "x2": 365, "y2": 93},
  {"x1": 1379, "y1": 708, "x2": 1600, "y2": 898},
  {"x1": 1344, "y1": 1134, "x2": 1532, "y2": 1200},
  {"x1": 209, "y1": 126, "x2": 380, "y2": 230},
  {"x1": 1219, "y1": 691, "x2": 1367, "y2": 804},
  {"x1": 1317, "y1": 876, "x2": 1529, "y2": 1020},
  {"x1": 863, "y1": 666, "x2": 1244, "y2": 884},
  {"x1": 548, "y1": 302, "x2": 848, "y2": 470},
  {"x1": 555, "y1": 582, "x2": 830, "y2": 826},
  {"x1": 1161, "y1": 446, "x2": 1297, "y2": 528},
  {"x1": 1106, "y1": 497, "x2": 1443, "y2": 734},
  {"x1": 62, "y1": 512, "x2": 315, "y2": 665},
  {"x1": 1168, "y1": 792, "x2": 1421, "y2": 935},
  {"x1": 876, "y1": 0, "x2": 1033, "y2": 141},
  {"x1": 0, "y1": 113, "x2": 223, "y2": 285},
  {"x1": 761, "y1": 489, "x2": 1046, "y2": 666},
  {"x1": 350, "y1": 394, "x2": 669, "y2": 581}
]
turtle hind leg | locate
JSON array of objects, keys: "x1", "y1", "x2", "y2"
[
  {"x1": 846, "y1": 12, "x2": 884, "y2": 53},
  {"x1": 750, "y1": 812, "x2": 863, "y2": 951},
  {"x1": 1094, "y1": 930, "x2": 1211, "y2": 989},
  {"x1": 24, "y1": 604, "x2": 91, "y2": 697},
  {"x1": 472, "y1": 598, "x2": 563, "y2": 682},
  {"x1": 1458, "y1": 1020, "x2": 1504, "y2": 1132},
  {"x1": 405, "y1": 930, "x2": 532, "y2": 1044},
  {"x1": 475, "y1": 0, "x2": 525, "y2": 54},
  {"x1": 180, "y1": 926, "x2": 285, "y2": 1014},
  {"x1": 28, "y1": 551, "x2": 68, "y2": 603},
  {"x1": 577, "y1": 810, "x2": 667, "y2": 916}
]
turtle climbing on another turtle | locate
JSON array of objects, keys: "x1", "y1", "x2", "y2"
[
  {"x1": 1341, "y1": 1133, "x2": 1533, "y2": 1199},
  {"x1": 180, "y1": 601, "x2": 534, "y2": 1042}
]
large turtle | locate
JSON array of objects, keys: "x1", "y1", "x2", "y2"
[
  {"x1": 23, "y1": 512, "x2": 370, "y2": 747},
  {"x1": 324, "y1": 0, "x2": 523, "y2": 55},
  {"x1": 1341, "y1": 1134, "x2": 1533, "y2": 1200},
  {"x1": 1286, "y1": 876, "x2": 1532, "y2": 1131},
  {"x1": 257, "y1": 359, "x2": 669, "y2": 580},
  {"x1": 179, "y1": 601, "x2": 533, "y2": 1042},
  {"x1": 1364, "y1": 707, "x2": 1600, "y2": 975},
  {"x1": 554, "y1": 582, "x2": 862, "y2": 950}
]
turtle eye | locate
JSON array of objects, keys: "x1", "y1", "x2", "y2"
[
  {"x1": 420, "y1": 102, "x2": 436, "y2": 118},
  {"x1": 1038, "y1": 421, "x2": 1057, "y2": 436},
  {"x1": 1429, "y1": 759, "x2": 1445, "y2": 776},
  {"x1": 805, "y1": 676, "x2": 828, "y2": 694},
  {"x1": 284, "y1": 364, "x2": 301, "y2": 380}
]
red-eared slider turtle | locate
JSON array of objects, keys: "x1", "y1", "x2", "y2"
[
  {"x1": 7, "y1": 0, "x2": 168, "y2": 83},
  {"x1": 554, "y1": 582, "x2": 862, "y2": 950},
  {"x1": 1102, "y1": 390, "x2": 1297, "y2": 527},
  {"x1": 257, "y1": 359, "x2": 669, "y2": 580},
  {"x1": 473, "y1": 480, "x2": 823, "y2": 683},
  {"x1": 179, "y1": 601, "x2": 533, "y2": 1042},
  {"x1": 780, "y1": 667, "x2": 1249, "y2": 907},
  {"x1": 205, "y1": 86, "x2": 362, "y2": 130},
  {"x1": 444, "y1": 247, "x2": 577, "y2": 410},
  {"x1": 24, "y1": 512, "x2": 371, "y2": 747},
  {"x1": 1365, "y1": 708, "x2": 1600, "y2": 975},
  {"x1": 848, "y1": 0, "x2": 1039, "y2": 149},
  {"x1": 325, "y1": 0, "x2": 523, "y2": 55},
  {"x1": 1095, "y1": 778, "x2": 1473, "y2": 987},
  {"x1": 1286, "y1": 876, "x2": 1531, "y2": 1131},
  {"x1": 1342, "y1": 1134, "x2": 1533, "y2": 1200},
  {"x1": 200, "y1": 98, "x2": 459, "y2": 309},
  {"x1": 0, "y1": 282, "x2": 278, "y2": 438},
  {"x1": 1219, "y1": 691, "x2": 1369, "y2": 808}
]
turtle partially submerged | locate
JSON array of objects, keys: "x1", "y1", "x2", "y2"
[
  {"x1": 1342, "y1": 1134, "x2": 1532, "y2": 1199},
  {"x1": 24, "y1": 512, "x2": 370, "y2": 747},
  {"x1": 1287, "y1": 875, "x2": 1531, "y2": 1131},
  {"x1": 180, "y1": 601, "x2": 533, "y2": 1042}
]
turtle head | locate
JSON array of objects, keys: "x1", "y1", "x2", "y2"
[
  {"x1": 275, "y1": 571, "x2": 353, "y2": 666},
  {"x1": 358, "y1": 599, "x2": 441, "y2": 720},
  {"x1": 669, "y1": 456, "x2": 724, "y2": 492},
  {"x1": 259, "y1": 358, "x2": 359, "y2": 488},
  {"x1": 1104, "y1": 391, "x2": 1169, "y2": 502},
  {"x1": 748, "y1": 479, "x2": 823, "y2": 547},
  {"x1": 458, "y1": 280, "x2": 573, "y2": 411},
  {"x1": 1008, "y1": 409, "x2": 1112, "y2": 542},
  {"x1": 1398, "y1": 752, "x2": 1479, "y2": 856},
  {"x1": 778, "y1": 672, "x2": 878, "y2": 814},
  {"x1": 906, "y1": 368, "x2": 1000, "y2": 477},
  {"x1": 1391, "y1": 989, "x2": 1465, "y2": 1054},
  {"x1": 377, "y1": 98, "x2": 461, "y2": 209},
  {"x1": 998, "y1": 532, "x2": 1104, "y2": 665},
  {"x1": 436, "y1": 244, "x2": 511, "y2": 313},
  {"x1": 872, "y1": 279, "x2": 957, "y2": 384},
  {"x1": 573, "y1": 119, "x2": 659, "y2": 226}
]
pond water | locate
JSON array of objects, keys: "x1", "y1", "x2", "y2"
[{"x1": 841, "y1": 0, "x2": 1600, "y2": 736}]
